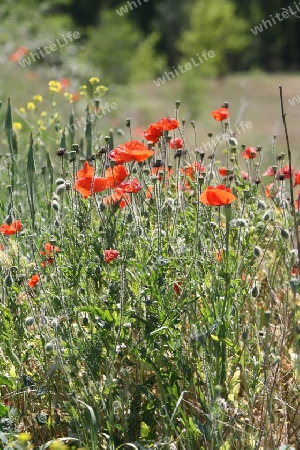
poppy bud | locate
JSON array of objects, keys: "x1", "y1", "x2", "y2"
[
  {"x1": 69, "y1": 150, "x2": 76, "y2": 162},
  {"x1": 256, "y1": 146, "x2": 262, "y2": 152},
  {"x1": 262, "y1": 211, "x2": 270, "y2": 221},
  {"x1": 208, "y1": 132, "x2": 213, "y2": 138},
  {"x1": 175, "y1": 100, "x2": 180, "y2": 108},
  {"x1": 55, "y1": 184, "x2": 66, "y2": 196},
  {"x1": 253, "y1": 246, "x2": 262, "y2": 257},
  {"x1": 191, "y1": 120, "x2": 195, "y2": 128},
  {"x1": 55, "y1": 178, "x2": 65, "y2": 186},
  {"x1": 72, "y1": 144, "x2": 79, "y2": 153},
  {"x1": 125, "y1": 118, "x2": 131, "y2": 127},
  {"x1": 280, "y1": 228, "x2": 289, "y2": 239},
  {"x1": 82, "y1": 316, "x2": 89, "y2": 326},
  {"x1": 290, "y1": 277, "x2": 300, "y2": 295},
  {"x1": 229, "y1": 137, "x2": 237, "y2": 146},
  {"x1": 231, "y1": 147, "x2": 236, "y2": 154},
  {"x1": 25, "y1": 317, "x2": 35, "y2": 327},
  {"x1": 51, "y1": 200, "x2": 60, "y2": 211},
  {"x1": 257, "y1": 200, "x2": 266, "y2": 210},
  {"x1": 5, "y1": 274, "x2": 13, "y2": 287},
  {"x1": 251, "y1": 286, "x2": 259, "y2": 297},
  {"x1": 45, "y1": 342, "x2": 54, "y2": 353}
]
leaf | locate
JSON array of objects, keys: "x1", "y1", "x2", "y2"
[
  {"x1": 140, "y1": 421, "x2": 150, "y2": 438},
  {"x1": 0, "y1": 376, "x2": 13, "y2": 387},
  {"x1": 210, "y1": 334, "x2": 219, "y2": 341},
  {"x1": 0, "y1": 403, "x2": 8, "y2": 417}
]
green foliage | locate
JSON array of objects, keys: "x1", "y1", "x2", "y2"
[
  {"x1": 77, "y1": 10, "x2": 165, "y2": 84},
  {"x1": 177, "y1": 0, "x2": 250, "y2": 76}
]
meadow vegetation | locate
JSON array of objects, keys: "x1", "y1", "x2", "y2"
[{"x1": 0, "y1": 78, "x2": 299, "y2": 450}]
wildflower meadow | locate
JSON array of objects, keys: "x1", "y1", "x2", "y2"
[{"x1": 0, "y1": 78, "x2": 299, "y2": 450}]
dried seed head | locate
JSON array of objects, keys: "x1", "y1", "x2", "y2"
[{"x1": 56, "y1": 148, "x2": 65, "y2": 157}]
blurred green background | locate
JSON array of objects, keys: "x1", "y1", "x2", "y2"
[{"x1": 2, "y1": 0, "x2": 300, "y2": 161}]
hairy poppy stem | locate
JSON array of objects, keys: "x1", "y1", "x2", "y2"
[{"x1": 279, "y1": 85, "x2": 300, "y2": 267}]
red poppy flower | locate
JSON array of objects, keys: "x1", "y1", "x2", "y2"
[
  {"x1": 143, "y1": 124, "x2": 163, "y2": 144},
  {"x1": 242, "y1": 147, "x2": 257, "y2": 159},
  {"x1": 28, "y1": 273, "x2": 40, "y2": 288},
  {"x1": 0, "y1": 220, "x2": 22, "y2": 235},
  {"x1": 71, "y1": 92, "x2": 80, "y2": 102},
  {"x1": 123, "y1": 140, "x2": 154, "y2": 162},
  {"x1": 155, "y1": 117, "x2": 180, "y2": 131},
  {"x1": 60, "y1": 78, "x2": 70, "y2": 91},
  {"x1": 117, "y1": 178, "x2": 142, "y2": 193},
  {"x1": 265, "y1": 183, "x2": 280, "y2": 198},
  {"x1": 263, "y1": 166, "x2": 275, "y2": 176},
  {"x1": 105, "y1": 165, "x2": 129, "y2": 188},
  {"x1": 170, "y1": 138, "x2": 183, "y2": 149},
  {"x1": 212, "y1": 107, "x2": 229, "y2": 121},
  {"x1": 10, "y1": 46, "x2": 29, "y2": 62},
  {"x1": 110, "y1": 141, "x2": 154, "y2": 164},
  {"x1": 77, "y1": 161, "x2": 95, "y2": 179},
  {"x1": 75, "y1": 176, "x2": 108, "y2": 198},
  {"x1": 278, "y1": 165, "x2": 293, "y2": 179},
  {"x1": 241, "y1": 170, "x2": 249, "y2": 180},
  {"x1": 200, "y1": 184, "x2": 236, "y2": 206},
  {"x1": 215, "y1": 249, "x2": 223, "y2": 262},
  {"x1": 40, "y1": 242, "x2": 60, "y2": 266},
  {"x1": 294, "y1": 170, "x2": 300, "y2": 186},
  {"x1": 151, "y1": 166, "x2": 173, "y2": 181},
  {"x1": 105, "y1": 249, "x2": 120, "y2": 264},
  {"x1": 103, "y1": 188, "x2": 129, "y2": 208},
  {"x1": 146, "y1": 185, "x2": 153, "y2": 198},
  {"x1": 181, "y1": 162, "x2": 205, "y2": 180},
  {"x1": 219, "y1": 167, "x2": 227, "y2": 177},
  {"x1": 174, "y1": 280, "x2": 182, "y2": 296}
]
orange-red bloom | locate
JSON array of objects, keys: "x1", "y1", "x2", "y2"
[
  {"x1": 265, "y1": 183, "x2": 280, "y2": 198},
  {"x1": 102, "y1": 188, "x2": 129, "y2": 208},
  {"x1": 212, "y1": 107, "x2": 229, "y2": 121},
  {"x1": 117, "y1": 178, "x2": 142, "y2": 193},
  {"x1": 105, "y1": 249, "x2": 120, "y2": 264},
  {"x1": 40, "y1": 242, "x2": 60, "y2": 266},
  {"x1": 170, "y1": 138, "x2": 183, "y2": 149},
  {"x1": 278, "y1": 165, "x2": 293, "y2": 179},
  {"x1": 10, "y1": 46, "x2": 29, "y2": 62},
  {"x1": 200, "y1": 184, "x2": 236, "y2": 206},
  {"x1": 75, "y1": 161, "x2": 109, "y2": 198},
  {"x1": 242, "y1": 147, "x2": 257, "y2": 159},
  {"x1": 75, "y1": 177, "x2": 108, "y2": 198},
  {"x1": 294, "y1": 170, "x2": 300, "y2": 186},
  {"x1": 219, "y1": 167, "x2": 227, "y2": 177},
  {"x1": 143, "y1": 124, "x2": 163, "y2": 144},
  {"x1": 60, "y1": 78, "x2": 70, "y2": 91},
  {"x1": 105, "y1": 165, "x2": 129, "y2": 188},
  {"x1": 155, "y1": 117, "x2": 180, "y2": 131},
  {"x1": 241, "y1": 170, "x2": 249, "y2": 180},
  {"x1": 0, "y1": 220, "x2": 22, "y2": 235},
  {"x1": 174, "y1": 280, "x2": 182, "y2": 296},
  {"x1": 181, "y1": 162, "x2": 205, "y2": 180},
  {"x1": 28, "y1": 273, "x2": 40, "y2": 288},
  {"x1": 263, "y1": 166, "x2": 275, "y2": 176},
  {"x1": 110, "y1": 140, "x2": 154, "y2": 164}
]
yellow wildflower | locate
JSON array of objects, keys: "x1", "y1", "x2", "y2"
[
  {"x1": 49, "y1": 80, "x2": 62, "y2": 93},
  {"x1": 33, "y1": 95, "x2": 43, "y2": 102},
  {"x1": 13, "y1": 122, "x2": 23, "y2": 131},
  {"x1": 89, "y1": 77, "x2": 100, "y2": 84},
  {"x1": 41, "y1": 111, "x2": 47, "y2": 117},
  {"x1": 27, "y1": 102, "x2": 35, "y2": 111},
  {"x1": 94, "y1": 85, "x2": 108, "y2": 97},
  {"x1": 19, "y1": 107, "x2": 26, "y2": 114}
]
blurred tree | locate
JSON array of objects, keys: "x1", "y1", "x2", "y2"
[{"x1": 177, "y1": 0, "x2": 250, "y2": 77}]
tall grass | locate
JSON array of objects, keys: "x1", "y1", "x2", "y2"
[{"x1": 0, "y1": 82, "x2": 299, "y2": 450}]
